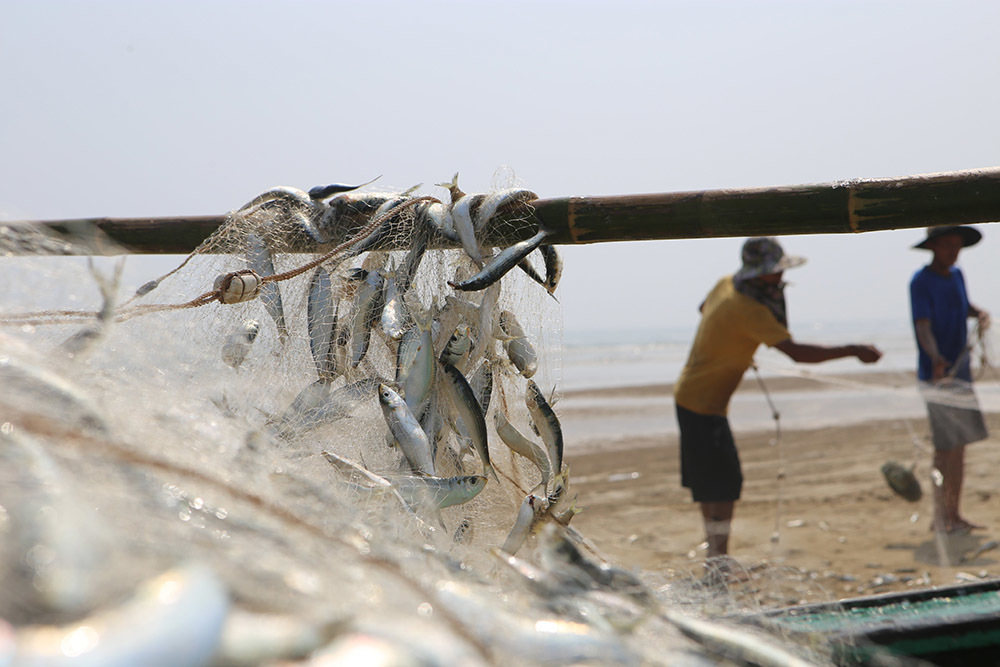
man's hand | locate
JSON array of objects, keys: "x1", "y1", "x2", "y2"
[{"x1": 852, "y1": 344, "x2": 883, "y2": 364}]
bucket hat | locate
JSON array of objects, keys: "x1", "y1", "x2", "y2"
[
  {"x1": 913, "y1": 225, "x2": 982, "y2": 250},
  {"x1": 734, "y1": 237, "x2": 806, "y2": 281}
]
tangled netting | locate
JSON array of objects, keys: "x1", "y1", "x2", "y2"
[{"x1": 0, "y1": 175, "x2": 848, "y2": 666}]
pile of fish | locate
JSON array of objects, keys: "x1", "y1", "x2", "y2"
[{"x1": 0, "y1": 179, "x2": 831, "y2": 666}]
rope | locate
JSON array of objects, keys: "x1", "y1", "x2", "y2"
[{"x1": 0, "y1": 196, "x2": 440, "y2": 328}]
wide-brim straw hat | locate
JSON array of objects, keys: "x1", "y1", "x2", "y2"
[
  {"x1": 913, "y1": 225, "x2": 982, "y2": 250},
  {"x1": 734, "y1": 236, "x2": 806, "y2": 281}
]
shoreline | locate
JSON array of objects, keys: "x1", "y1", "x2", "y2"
[{"x1": 565, "y1": 403, "x2": 1000, "y2": 605}]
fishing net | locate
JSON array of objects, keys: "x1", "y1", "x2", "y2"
[{"x1": 0, "y1": 175, "x2": 844, "y2": 665}]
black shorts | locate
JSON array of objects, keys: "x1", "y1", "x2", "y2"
[{"x1": 676, "y1": 403, "x2": 742, "y2": 503}]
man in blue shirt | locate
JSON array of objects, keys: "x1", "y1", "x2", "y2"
[{"x1": 910, "y1": 225, "x2": 990, "y2": 534}]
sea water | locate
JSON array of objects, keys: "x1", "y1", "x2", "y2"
[{"x1": 559, "y1": 318, "x2": 1000, "y2": 448}]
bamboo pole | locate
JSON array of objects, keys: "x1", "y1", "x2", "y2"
[{"x1": 4, "y1": 167, "x2": 1000, "y2": 255}]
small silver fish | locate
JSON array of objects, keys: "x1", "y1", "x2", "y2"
[
  {"x1": 440, "y1": 324, "x2": 473, "y2": 370},
  {"x1": 449, "y1": 228, "x2": 550, "y2": 292},
  {"x1": 347, "y1": 268, "x2": 385, "y2": 368},
  {"x1": 468, "y1": 358, "x2": 494, "y2": 416},
  {"x1": 418, "y1": 199, "x2": 457, "y2": 242},
  {"x1": 439, "y1": 360, "x2": 495, "y2": 481},
  {"x1": 221, "y1": 319, "x2": 261, "y2": 370},
  {"x1": 378, "y1": 383, "x2": 435, "y2": 476},
  {"x1": 392, "y1": 474, "x2": 487, "y2": 511},
  {"x1": 401, "y1": 316, "x2": 435, "y2": 418},
  {"x1": 473, "y1": 188, "x2": 538, "y2": 231},
  {"x1": 451, "y1": 193, "x2": 487, "y2": 267},
  {"x1": 307, "y1": 266, "x2": 338, "y2": 380},
  {"x1": 499, "y1": 310, "x2": 538, "y2": 378},
  {"x1": 379, "y1": 272, "x2": 409, "y2": 341},
  {"x1": 526, "y1": 379, "x2": 563, "y2": 475},
  {"x1": 501, "y1": 493, "x2": 547, "y2": 555},
  {"x1": 245, "y1": 233, "x2": 288, "y2": 345},
  {"x1": 494, "y1": 411, "x2": 552, "y2": 490}
]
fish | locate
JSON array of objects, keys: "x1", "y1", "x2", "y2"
[
  {"x1": 541, "y1": 244, "x2": 562, "y2": 295},
  {"x1": 526, "y1": 379, "x2": 563, "y2": 474},
  {"x1": 473, "y1": 188, "x2": 538, "y2": 231},
  {"x1": 451, "y1": 193, "x2": 487, "y2": 267},
  {"x1": 221, "y1": 319, "x2": 261, "y2": 370},
  {"x1": 439, "y1": 324, "x2": 473, "y2": 370},
  {"x1": 397, "y1": 205, "x2": 434, "y2": 291},
  {"x1": 435, "y1": 172, "x2": 466, "y2": 204},
  {"x1": 307, "y1": 266, "x2": 338, "y2": 380},
  {"x1": 494, "y1": 411, "x2": 552, "y2": 490},
  {"x1": 417, "y1": 199, "x2": 457, "y2": 243},
  {"x1": 245, "y1": 232, "x2": 288, "y2": 344},
  {"x1": 308, "y1": 176, "x2": 380, "y2": 200},
  {"x1": 379, "y1": 272, "x2": 410, "y2": 341},
  {"x1": 378, "y1": 383, "x2": 436, "y2": 476},
  {"x1": 11, "y1": 563, "x2": 229, "y2": 667},
  {"x1": 401, "y1": 315, "x2": 435, "y2": 418},
  {"x1": 269, "y1": 378, "x2": 378, "y2": 437},
  {"x1": 0, "y1": 355, "x2": 108, "y2": 434},
  {"x1": 347, "y1": 188, "x2": 420, "y2": 257},
  {"x1": 880, "y1": 460, "x2": 922, "y2": 502},
  {"x1": 439, "y1": 360, "x2": 496, "y2": 481},
  {"x1": 239, "y1": 186, "x2": 315, "y2": 214},
  {"x1": 538, "y1": 524, "x2": 650, "y2": 604},
  {"x1": 391, "y1": 474, "x2": 487, "y2": 511},
  {"x1": 499, "y1": 310, "x2": 538, "y2": 378},
  {"x1": 0, "y1": 429, "x2": 107, "y2": 615},
  {"x1": 501, "y1": 493, "x2": 547, "y2": 555},
  {"x1": 346, "y1": 268, "x2": 385, "y2": 368},
  {"x1": 449, "y1": 228, "x2": 551, "y2": 292}
]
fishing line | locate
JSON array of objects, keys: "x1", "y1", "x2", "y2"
[{"x1": 750, "y1": 363, "x2": 784, "y2": 552}]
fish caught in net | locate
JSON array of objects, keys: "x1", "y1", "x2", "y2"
[{"x1": 0, "y1": 175, "x2": 835, "y2": 665}]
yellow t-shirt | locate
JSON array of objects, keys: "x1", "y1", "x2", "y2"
[{"x1": 674, "y1": 276, "x2": 791, "y2": 416}]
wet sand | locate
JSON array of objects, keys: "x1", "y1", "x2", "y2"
[{"x1": 562, "y1": 373, "x2": 1000, "y2": 603}]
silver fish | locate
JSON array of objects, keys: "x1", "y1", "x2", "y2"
[
  {"x1": 392, "y1": 474, "x2": 487, "y2": 511},
  {"x1": 0, "y1": 355, "x2": 107, "y2": 433},
  {"x1": 378, "y1": 383, "x2": 435, "y2": 476},
  {"x1": 451, "y1": 193, "x2": 487, "y2": 267},
  {"x1": 473, "y1": 188, "x2": 538, "y2": 231},
  {"x1": 419, "y1": 199, "x2": 457, "y2": 242},
  {"x1": 379, "y1": 272, "x2": 409, "y2": 341},
  {"x1": 501, "y1": 493, "x2": 547, "y2": 555},
  {"x1": 397, "y1": 205, "x2": 434, "y2": 291},
  {"x1": 526, "y1": 379, "x2": 563, "y2": 474},
  {"x1": 12, "y1": 564, "x2": 229, "y2": 667},
  {"x1": 269, "y1": 378, "x2": 377, "y2": 437},
  {"x1": 449, "y1": 228, "x2": 550, "y2": 292},
  {"x1": 436, "y1": 171, "x2": 465, "y2": 204},
  {"x1": 347, "y1": 189, "x2": 419, "y2": 257},
  {"x1": 440, "y1": 323, "x2": 472, "y2": 370},
  {"x1": 500, "y1": 310, "x2": 538, "y2": 378},
  {"x1": 245, "y1": 233, "x2": 288, "y2": 344},
  {"x1": 439, "y1": 360, "x2": 495, "y2": 481},
  {"x1": 347, "y1": 268, "x2": 385, "y2": 368},
  {"x1": 401, "y1": 316, "x2": 435, "y2": 418},
  {"x1": 494, "y1": 411, "x2": 551, "y2": 489},
  {"x1": 221, "y1": 319, "x2": 261, "y2": 370},
  {"x1": 307, "y1": 266, "x2": 339, "y2": 380}
]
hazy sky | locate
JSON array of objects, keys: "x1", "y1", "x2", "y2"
[{"x1": 3, "y1": 1, "x2": 1000, "y2": 343}]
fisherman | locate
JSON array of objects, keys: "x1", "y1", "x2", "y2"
[
  {"x1": 910, "y1": 225, "x2": 990, "y2": 535},
  {"x1": 673, "y1": 237, "x2": 882, "y2": 574}
]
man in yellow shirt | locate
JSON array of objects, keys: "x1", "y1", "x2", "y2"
[{"x1": 674, "y1": 237, "x2": 882, "y2": 572}]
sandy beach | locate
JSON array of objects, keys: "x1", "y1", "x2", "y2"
[{"x1": 561, "y1": 371, "x2": 1000, "y2": 606}]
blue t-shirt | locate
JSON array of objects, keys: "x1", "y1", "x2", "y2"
[{"x1": 909, "y1": 265, "x2": 971, "y2": 382}]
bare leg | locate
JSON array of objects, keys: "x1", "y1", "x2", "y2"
[
  {"x1": 933, "y1": 447, "x2": 982, "y2": 533},
  {"x1": 700, "y1": 501, "x2": 735, "y2": 558}
]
